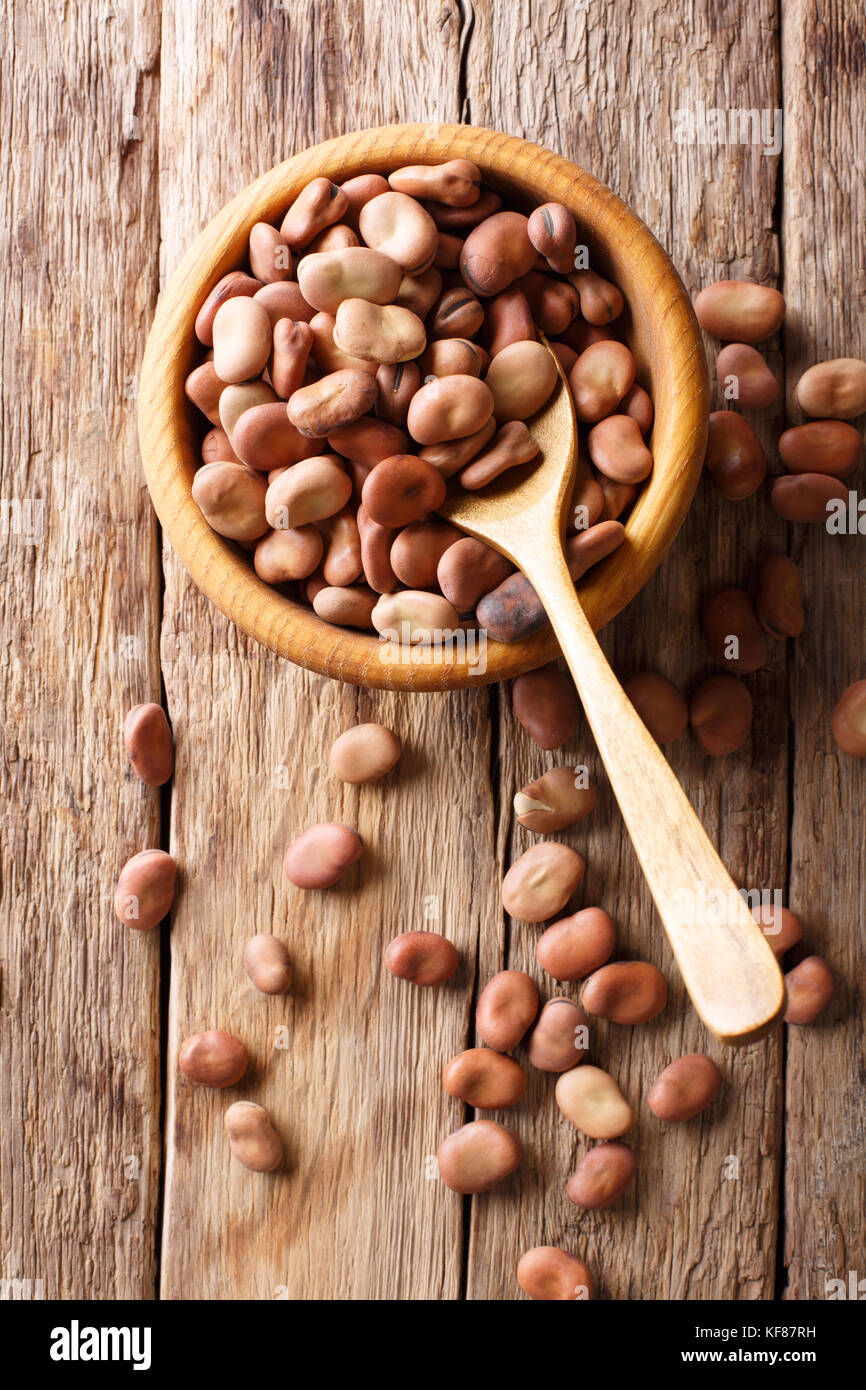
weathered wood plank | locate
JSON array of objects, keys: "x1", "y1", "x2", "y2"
[
  {"x1": 781, "y1": 0, "x2": 866, "y2": 1302},
  {"x1": 157, "y1": 0, "x2": 501, "y2": 1300},
  {"x1": 0, "y1": 1, "x2": 162, "y2": 1298},
  {"x1": 465, "y1": 0, "x2": 786, "y2": 1300}
]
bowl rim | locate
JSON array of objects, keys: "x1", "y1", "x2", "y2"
[{"x1": 138, "y1": 122, "x2": 709, "y2": 690}]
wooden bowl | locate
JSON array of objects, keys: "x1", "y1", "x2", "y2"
[{"x1": 138, "y1": 123, "x2": 708, "y2": 691}]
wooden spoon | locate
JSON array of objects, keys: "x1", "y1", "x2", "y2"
[{"x1": 440, "y1": 349, "x2": 785, "y2": 1046}]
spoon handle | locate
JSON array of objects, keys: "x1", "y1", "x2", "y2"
[{"x1": 526, "y1": 544, "x2": 784, "y2": 1045}]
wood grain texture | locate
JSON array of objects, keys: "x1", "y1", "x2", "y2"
[
  {"x1": 0, "y1": 1, "x2": 163, "y2": 1298},
  {"x1": 465, "y1": 0, "x2": 788, "y2": 1300},
  {"x1": 781, "y1": 0, "x2": 866, "y2": 1302}
]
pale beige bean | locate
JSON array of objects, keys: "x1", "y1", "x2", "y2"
[
  {"x1": 484, "y1": 340, "x2": 558, "y2": 422},
  {"x1": 319, "y1": 506, "x2": 362, "y2": 585},
  {"x1": 284, "y1": 822, "x2": 364, "y2": 888},
  {"x1": 375, "y1": 362, "x2": 421, "y2": 427},
  {"x1": 770, "y1": 472, "x2": 849, "y2": 522},
  {"x1": 339, "y1": 173, "x2": 391, "y2": 229},
  {"x1": 527, "y1": 998, "x2": 589, "y2": 1072},
  {"x1": 232, "y1": 402, "x2": 319, "y2": 471},
  {"x1": 568, "y1": 268, "x2": 624, "y2": 324},
  {"x1": 443, "y1": 1049, "x2": 525, "y2": 1109},
  {"x1": 280, "y1": 177, "x2": 348, "y2": 249},
  {"x1": 647, "y1": 1055, "x2": 721, "y2": 1121},
  {"x1": 517, "y1": 1246, "x2": 592, "y2": 1301},
  {"x1": 179, "y1": 1031, "x2": 249, "y2": 1088},
  {"x1": 195, "y1": 271, "x2": 262, "y2": 345},
  {"x1": 265, "y1": 455, "x2": 351, "y2": 529},
  {"x1": 437, "y1": 537, "x2": 513, "y2": 610},
  {"x1": 566, "y1": 1143, "x2": 636, "y2": 1210},
  {"x1": 588, "y1": 414, "x2": 653, "y2": 484},
  {"x1": 333, "y1": 299, "x2": 426, "y2": 364},
  {"x1": 390, "y1": 519, "x2": 460, "y2": 588},
  {"x1": 269, "y1": 319, "x2": 313, "y2": 400},
  {"x1": 393, "y1": 267, "x2": 443, "y2": 317},
  {"x1": 537, "y1": 907, "x2": 616, "y2": 982},
  {"x1": 555, "y1": 1064, "x2": 633, "y2": 1138},
  {"x1": 623, "y1": 672, "x2": 688, "y2": 743},
  {"x1": 329, "y1": 723, "x2": 401, "y2": 784},
  {"x1": 429, "y1": 287, "x2": 484, "y2": 339},
  {"x1": 689, "y1": 674, "x2": 753, "y2": 755},
  {"x1": 254, "y1": 279, "x2": 315, "y2": 326},
  {"x1": 211, "y1": 297, "x2": 272, "y2": 383},
  {"x1": 114, "y1": 849, "x2": 176, "y2": 930},
  {"x1": 514, "y1": 765, "x2": 596, "y2": 833},
  {"x1": 297, "y1": 246, "x2": 402, "y2": 314},
  {"x1": 309, "y1": 311, "x2": 377, "y2": 373},
  {"x1": 420, "y1": 337, "x2": 487, "y2": 379},
  {"x1": 224, "y1": 1101, "x2": 283, "y2": 1172},
  {"x1": 512, "y1": 663, "x2": 578, "y2": 749},
  {"x1": 459, "y1": 211, "x2": 536, "y2": 296},
  {"x1": 476, "y1": 970, "x2": 539, "y2": 1051},
  {"x1": 580, "y1": 961, "x2": 667, "y2": 1024},
  {"x1": 218, "y1": 380, "x2": 277, "y2": 439},
  {"x1": 371, "y1": 590, "x2": 460, "y2": 643},
  {"x1": 778, "y1": 420, "x2": 862, "y2": 478},
  {"x1": 185, "y1": 361, "x2": 225, "y2": 425},
  {"x1": 389, "y1": 159, "x2": 481, "y2": 206},
  {"x1": 359, "y1": 191, "x2": 439, "y2": 274},
  {"x1": 312, "y1": 583, "x2": 377, "y2": 628},
  {"x1": 755, "y1": 553, "x2": 804, "y2": 638},
  {"x1": 419, "y1": 418, "x2": 497, "y2": 477},
  {"x1": 437, "y1": 1120, "x2": 522, "y2": 1193},
  {"x1": 832, "y1": 679, "x2": 866, "y2": 756},
  {"x1": 192, "y1": 462, "x2": 269, "y2": 542},
  {"x1": 527, "y1": 203, "x2": 577, "y2": 274},
  {"x1": 716, "y1": 342, "x2": 778, "y2": 407},
  {"x1": 784, "y1": 956, "x2": 836, "y2": 1023},
  {"x1": 796, "y1": 357, "x2": 866, "y2": 418},
  {"x1": 123, "y1": 703, "x2": 173, "y2": 786},
  {"x1": 407, "y1": 375, "x2": 494, "y2": 445},
  {"x1": 568, "y1": 341, "x2": 635, "y2": 422},
  {"x1": 288, "y1": 368, "x2": 378, "y2": 436},
  {"x1": 702, "y1": 586, "x2": 768, "y2": 671},
  {"x1": 243, "y1": 934, "x2": 293, "y2": 994},
  {"x1": 248, "y1": 222, "x2": 292, "y2": 283},
  {"x1": 501, "y1": 842, "x2": 586, "y2": 923},
  {"x1": 254, "y1": 525, "x2": 323, "y2": 583},
  {"x1": 385, "y1": 930, "x2": 458, "y2": 985},
  {"x1": 459, "y1": 420, "x2": 539, "y2": 489},
  {"x1": 694, "y1": 280, "x2": 785, "y2": 342}
]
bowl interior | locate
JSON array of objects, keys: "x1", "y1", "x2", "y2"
[{"x1": 138, "y1": 123, "x2": 708, "y2": 690}]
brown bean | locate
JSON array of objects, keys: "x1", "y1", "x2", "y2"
[
  {"x1": 620, "y1": 382, "x2": 654, "y2": 436},
  {"x1": 702, "y1": 586, "x2": 768, "y2": 671},
  {"x1": 459, "y1": 211, "x2": 536, "y2": 296},
  {"x1": 224, "y1": 1101, "x2": 283, "y2": 1172},
  {"x1": 283, "y1": 822, "x2": 364, "y2": 888},
  {"x1": 476, "y1": 970, "x2": 539, "y2": 1051},
  {"x1": 566, "y1": 1142, "x2": 636, "y2": 1210},
  {"x1": 537, "y1": 907, "x2": 616, "y2": 982},
  {"x1": 459, "y1": 420, "x2": 539, "y2": 489},
  {"x1": 334, "y1": 299, "x2": 426, "y2": 365},
  {"x1": 484, "y1": 287, "x2": 535, "y2": 357},
  {"x1": 419, "y1": 418, "x2": 496, "y2": 477},
  {"x1": 312, "y1": 584, "x2": 377, "y2": 628},
  {"x1": 527, "y1": 998, "x2": 589, "y2": 1072},
  {"x1": 514, "y1": 766, "x2": 597, "y2": 833},
  {"x1": 755, "y1": 553, "x2": 804, "y2": 638},
  {"x1": 384, "y1": 930, "x2": 458, "y2": 986},
  {"x1": 443, "y1": 1049, "x2": 525, "y2": 1109},
  {"x1": 375, "y1": 361, "x2": 421, "y2": 427},
  {"x1": 437, "y1": 537, "x2": 513, "y2": 610},
  {"x1": 689, "y1": 674, "x2": 753, "y2": 755},
  {"x1": 716, "y1": 343, "x2": 778, "y2": 407},
  {"x1": 517, "y1": 1246, "x2": 592, "y2": 1301},
  {"x1": 265, "y1": 455, "x2": 351, "y2": 529},
  {"x1": 280, "y1": 177, "x2": 348, "y2": 249},
  {"x1": 201, "y1": 426, "x2": 239, "y2": 464},
  {"x1": 704, "y1": 411, "x2": 767, "y2": 499},
  {"x1": 555, "y1": 1064, "x2": 633, "y2": 1138},
  {"x1": 212, "y1": 297, "x2": 273, "y2": 383},
  {"x1": 309, "y1": 311, "x2": 376, "y2": 374},
  {"x1": 407, "y1": 375, "x2": 494, "y2": 445},
  {"x1": 551, "y1": 341, "x2": 578, "y2": 374},
  {"x1": 243, "y1": 934, "x2": 293, "y2": 994},
  {"x1": 371, "y1": 590, "x2": 460, "y2": 643},
  {"x1": 778, "y1": 420, "x2": 862, "y2": 478},
  {"x1": 232, "y1": 403, "x2": 320, "y2": 471},
  {"x1": 254, "y1": 525, "x2": 323, "y2": 582},
  {"x1": 752, "y1": 904, "x2": 803, "y2": 959},
  {"x1": 484, "y1": 341, "x2": 558, "y2": 423},
  {"x1": 362, "y1": 453, "x2": 446, "y2": 526},
  {"x1": 390, "y1": 519, "x2": 460, "y2": 588},
  {"x1": 784, "y1": 956, "x2": 836, "y2": 1023},
  {"x1": 123, "y1": 703, "x2": 173, "y2": 786},
  {"x1": 832, "y1": 679, "x2": 866, "y2": 756},
  {"x1": 389, "y1": 159, "x2": 481, "y2": 207},
  {"x1": 501, "y1": 842, "x2": 586, "y2": 924},
  {"x1": 420, "y1": 337, "x2": 487, "y2": 380},
  {"x1": 694, "y1": 280, "x2": 785, "y2": 342},
  {"x1": 588, "y1": 414, "x2": 653, "y2": 484},
  {"x1": 580, "y1": 961, "x2": 667, "y2": 1024},
  {"x1": 178, "y1": 1030, "x2": 249, "y2": 1088},
  {"x1": 114, "y1": 849, "x2": 176, "y2": 930},
  {"x1": 568, "y1": 341, "x2": 635, "y2": 422},
  {"x1": 329, "y1": 723, "x2": 401, "y2": 784},
  {"x1": 647, "y1": 1054, "x2": 721, "y2": 1121},
  {"x1": 569, "y1": 268, "x2": 624, "y2": 325},
  {"x1": 393, "y1": 267, "x2": 443, "y2": 317},
  {"x1": 195, "y1": 271, "x2": 262, "y2": 346},
  {"x1": 796, "y1": 358, "x2": 866, "y2": 418},
  {"x1": 302, "y1": 222, "x2": 360, "y2": 255},
  {"x1": 623, "y1": 671, "x2": 688, "y2": 742},
  {"x1": 359, "y1": 190, "x2": 439, "y2": 275},
  {"x1": 318, "y1": 507, "x2": 362, "y2": 585},
  {"x1": 248, "y1": 222, "x2": 292, "y2": 283},
  {"x1": 269, "y1": 319, "x2": 314, "y2": 400},
  {"x1": 254, "y1": 280, "x2": 315, "y2": 327},
  {"x1": 339, "y1": 173, "x2": 391, "y2": 229},
  {"x1": 426, "y1": 190, "x2": 502, "y2": 231},
  {"x1": 560, "y1": 317, "x2": 615, "y2": 354},
  {"x1": 527, "y1": 203, "x2": 577, "y2": 274},
  {"x1": 357, "y1": 505, "x2": 397, "y2": 593},
  {"x1": 770, "y1": 472, "x2": 849, "y2": 523},
  {"x1": 326, "y1": 415, "x2": 408, "y2": 465},
  {"x1": 437, "y1": 1120, "x2": 522, "y2": 1193},
  {"x1": 598, "y1": 476, "x2": 637, "y2": 521},
  {"x1": 512, "y1": 663, "x2": 578, "y2": 749},
  {"x1": 185, "y1": 361, "x2": 225, "y2": 425},
  {"x1": 429, "y1": 287, "x2": 484, "y2": 339},
  {"x1": 288, "y1": 369, "x2": 378, "y2": 436},
  {"x1": 192, "y1": 462, "x2": 269, "y2": 542},
  {"x1": 566, "y1": 465, "x2": 605, "y2": 532}
]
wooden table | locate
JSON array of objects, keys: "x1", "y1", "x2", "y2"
[{"x1": 2, "y1": 0, "x2": 863, "y2": 1301}]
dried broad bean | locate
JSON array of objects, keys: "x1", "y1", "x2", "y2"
[
  {"x1": 501, "y1": 842, "x2": 585, "y2": 923},
  {"x1": 385, "y1": 931, "x2": 458, "y2": 985},
  {"x1": 284, "y1": 823, "x2": 364, "y2": 888}
]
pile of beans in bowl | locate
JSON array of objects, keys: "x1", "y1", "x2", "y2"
[{"x1": 185, "y1": 160, "x2": 653, "y2": 644}]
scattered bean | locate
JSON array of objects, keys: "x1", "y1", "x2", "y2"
[
  {"x1": 179, "y1": 1030, "x2": 249, "y2": 1088},
  {"x1": 385, "y1": 930, "x2": 458, "y2": 985},
  {"x1": 579, "y1": 961, "x2": 667, "y2": 1024},
  {"x1": 784, "y1": 956, "x2": 836, "y2": 1023},
  {"x1": 702, "y1": 586, "x2": 768, "y2": 672},
  {"x1": 704, "y1": 411, "x2": 767, "y2": 499},
  {"x1": 437, "y1": 1120, "x2": 522, "y2": 1193},
  {"x1": 689, "y1": 674, "x2": 753, "y2": 755},
  {"x1": 443, "y1": 1049, "x2": 526, "y2": 1109},
  {"x1": 796, "y1": 358, "x2": 866, "y2": 419},
  {"x1": 536, "y1": 907, "x2": 616, "y2": 981},
  {"x1": 243, "y1": 934, "x2": 293, "y2": 994},
  {"x1": 831, "y1": 679, "x2": 866, "y2": 756},
  {"x1": 527, "y1": 998, "x2": 589, "y2": 1072},
  {"x1": 755, "y1": 553, "x2": 804, "y2": 638},
  {"x1": 566, "y1": 1142, "x2": 636, "y2": 1209},
  {"x1": 778, "y1": 420, "x2": 862, "y2": 478},
  {"x1": 516, "y1": 1246, "x2": 592, "y2": 1301},
  {"x1": 501, "y1": 842, "x2": 586, "y2": 923},
  {"x1": 329, "y1": 723, "x2": 401, "y2": 783},
  {"x1": 647, "y1": 1054, "x2": 721, "y2": 1121},
  {"x1": 555, "y1": 1064, "x2": 633, "y2": 1138},
  {"x1": 623, "y1": 672, "x2": 688, "y2": 743},
  {"x1": 770, "y1": 472, "x2": 849, "y2": 523},
  {"x1": 512, "y1": 663, "x2": 578, "y2": 749},
  {"x1": 752, "y1": 903, "x2": 803, "y2": 959},
  {"x1": 694, "y1": 280, "x2": 785, "y2": 342},
  {"x1": 715, "y1": 343, "x2": 778, "y2": 407},
  {"x1": 513, "y1": 765, "x2": 596, "y2": 833},
  {"x1": 224, "y1": 1101, "x2": 283, "y2": 1172},
  {"x1": 284, "y1": 822, "x2": 364, "y2": 888},
  {"x1": 114, "y1": 849, "x2": 176, "y2": 930},
  {"x1": 123, "y1": 703, "x2": 173, "y2": 786},
  {"x1": 476, "y1": 970, "x2": 539, "y2": 1051}
]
